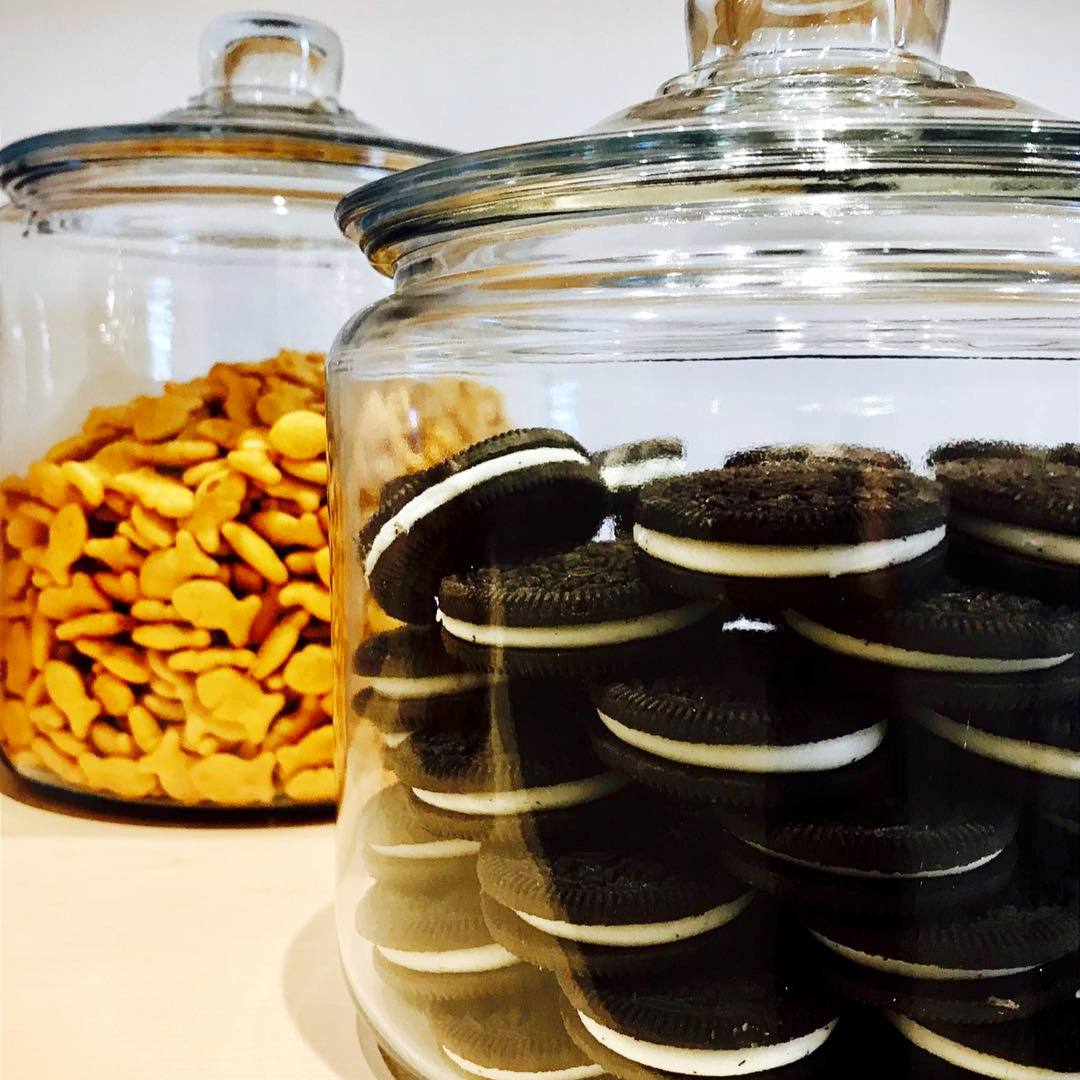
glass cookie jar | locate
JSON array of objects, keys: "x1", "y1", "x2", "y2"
[
  {"x1": 330, "y1": 1, "x2": 1079, "y2": 1079},
  {"x1": 0, "y1": 13, "x2": 474, "y2": 811}
]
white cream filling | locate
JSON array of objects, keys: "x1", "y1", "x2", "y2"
[
  {"x1": 411, "y1": 772, "x2": 628, "y2": 816},
  {"x1": 578, "y1": 1011, "x2": 838, "y2": 1077},
  {"x1": 952, "y1": 511, "x2": 1080, "y2": 568},
  {"x1": 809, "y1": 930, "x2": 1038, "y2": 981},
  {"x1": 381, "y1": 732, "x2": 409, "y2": 749},
  {"x1": 633, "y1": 523, "x2": 945, "y2": 579},
  {"x1": 784, "y1": 609, "x2": 1074, "y2": 674},
  {"x1": 364, "y1": 446, "x2": 592, "y2": 578},
  {"x1": 443, "y1": 1048, "x2": 604, "y2": 1080},
  {"x1": 600, "y1": 458, "x2": 686, "y2": 491},
  {"x1": 598, "y1": 710, "x2": 886, "y2": 773},
  {"x1": 513, "y1": 890, "x2": 754, "y2": 948},
  {"x1": 376, "y1": 942, "x2": 521, "y2": 974},
  {"x1": 368, "y1": 838, "x2": 481, "y2": 861},
  {"x1": 890, "y1": 1013, "x2": 1078, "y2": 1080},
  {"x1": 437, "y1": 601, "x2": 715, "y2": 649},
  {"x1": 764, "y1": 0, "x2": 869, "y2": 14},
  {"x1": 743, "y1": 837, "x2": 1006, "y2": 880},
  {"x1": 917, "y1": 710, "x2": 1080, "y2": 780},
  {"x1": 361, "y1": 672, "x2": 493, "y2": 699}
]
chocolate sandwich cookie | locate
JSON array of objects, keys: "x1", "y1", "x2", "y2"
[
  {"x1": 438, "y1": 541, "x2": 718, "y2": 676},
  {"x1": 726, "y1": 444, "x2": 909, "y2": 470},
  {"x1": 359, "y1": 429, "x2": 607, "y2": 622},
  {"x1": 591, "y1": 437, "x2": 685, "y2": 536},
  {"x1": 927, "y1": 441, "x2": 1037, "y2": 469},
  {"x1": 357, "y1": 878, "x2": 529, "y2": 1004},
  {"x1": 384, "y1": 681, "x2": 627, "y2": 825},
  {"x1": 1049, "y1": 443, "x2": 1080, "y2": 467},
  {"x1": 353, "y1": 625, "x2": 495, "y2": 739},
  {"x1": 477, "y1": 796, "x2": 756, "y2": 975},
  {"x1": 634, "y1": 462, "x2": 946, "y2": 612},
  {"x1": 592, "y1": 635, "x2": 887, "y2": 807},
  {"x1": 559, "y1": 965, "x2": 843, "y2": 1080},
  {"x1": 889, "y1": 1001, "x2": 1079, "y2": 1079},
  {"x1": 785, "y1": 582, "x2": 1079, "y2": 711},
  {"x1": 808, "y1": 879, "x2": 1080, "y2": 1023},
  {"x1": 359, "y1": 784, "x2": 482, "y2": 885},
  {"x1": 935, "y1": 455, "x2": 1080, "y2": 606},
  {"x1": 429, "y1": 974, "x2": 605, "y2": 1080},
  {"x1": 715, "y1": 779, "x2": 1019, "y2": 914}
]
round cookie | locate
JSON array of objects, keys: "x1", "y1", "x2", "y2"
[
  {"x1": 438, "y1": 541, "x2": 718, "y2": 676},
  {"x1": 927, "y1": 441, "x2": 1038, "y2": 469},
  {"x1": 477, "y1": 795, "x2": 756, "y2": 975},
  {"x1": 384, "y1": 681, "x2": 628, "y2": 821},
  {"x1": 807, "y1": 879, "x2": 1080, "y2": 1023},
  {"x1": 1049, "y1": 443, "x2": 1080, "y2": 467},
  {"x1": 784, "y1": 582, "x2": 1079, "y2": 711},
  {"x1": 357, "y1": 877, "x2": 529, "y2": 1004},
  {"x1": 591, "y1": 437, "x2": 685, "y2": 536},
  {"x1": 634, "y1": 462, "x2": 946, "y2": 611},
  {"x1": 726, "y1": 444, "x2": 909, "y2": 470},
  {"x1": 353, "y1": 625, "x2": 495, "y2": 738},
  {"x1": 889, "y1": 1001, "x2": 1079, "y2": 1079},
  {"x1": 592, "y1": 635, "x2": 888, "y2": 807},
  {"x1": 714, "y1": 778, "x2": 1019, "y2": 914},
  {"x1": 936, "y1": 456, "x2": 1080, "y2": 606},
  {"x1": 559, "y1": 965, "x2": 842, "y2": 1080},
  {"x1": 429, "y1": 974, "x2": 605, "y2": 1080},
  {"x1": 359, "y1": 784, "x2": 482, "y2": 885},
  {"x1": 358, "y1": 428, "x2": 607, "y2": 622}
]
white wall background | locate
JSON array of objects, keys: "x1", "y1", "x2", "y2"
[{"x1": 1, "y1": 0, "x2": 1077, "y2": 153}]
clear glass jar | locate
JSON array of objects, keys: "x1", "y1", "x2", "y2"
[
  {"x1": 330, "y1": 1, "x2": 1079, "y2": 1077},
  {"x1": 0, "y1": 12, "x2": 456, "y2": 811}
]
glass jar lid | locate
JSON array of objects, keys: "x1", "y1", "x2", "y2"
[
  {"x1": 338, "y1": 0, "x2": 1080, "y2": 277},
  {"x1": 0, "y1": 11, "x2": 450, "y2": 207}
]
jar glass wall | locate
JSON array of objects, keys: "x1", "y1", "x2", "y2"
[{"x1": 330, "y1": 1, "x2": 1079, "y2": 1077}]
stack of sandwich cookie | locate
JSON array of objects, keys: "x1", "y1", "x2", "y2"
[
  {"x1": 428, "y1": 973, "x2": 606, "y2": 1080},
  {"x1": 353, "y1": 625, "x2": 496, "y2": 747},
  {"x1": 358, "y1": 429, "x2": 607, "y2": 622},
  {"x1": 887, "y1": 1000, "x2": 1079, "y2": 1079},
  {"x1": 807, "y1": 878, "x2": 1080, "y2": 1023},
  {"x1": 933, "y1": 447, "x2": 1080, "y2": 606},
  {"x1": 559, "y1": 964, "x2": 844, "y2": 1080},
  {"x1": 357, "y1": 877, "x2": 531, "y2": 1004},
  {"x1": 714, "y1": 779, "x2": 1019, "y2": 914},
  {"x1": 591, "y1": 438, "x2": 685, "y2": 537},
  {"x1": 633, "y1": 461, "x2": 947, "y2": 610},
  {"x1": 438, "y1": 541, "x2": 718, "y2": 676},
  {"x1": 359, "y1": 783, "x2": 482, "y2": 886},
  {"x1": 592, "y1": 635, "x2": 888, "y2": 806},
  {"x1": 477, "y1": 795, "x2": 756, "y2": 975},
  {"x1": 383, "y1": 682, "x2": 627, "y2": 832},
  {"x1": 784, "y1": 582, "x2": 1079, "y2": 710}
]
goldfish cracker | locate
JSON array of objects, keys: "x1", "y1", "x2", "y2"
[
  {"x1": 92, "y1": 672, "x2": 136, "y2": 716},
  {"x1": 136, "y1": 728, "x2": 201, "y2": 804},
  {"x1": 195, "y1": 668, "x2": 283, "y2": 743},
  {"x1": 182, "y1": 458, "x2": 229, "y2": 487},
  {"x1": 74, "y1": 640, "x2": 151, "y2": 684},
  {"x1": 141, "y1": 694, "x2": 186, "y2": 723},
  {"x1": 167, "y1": 648, "x2": 255, "y2": 674},
  {"x1": 55, "y1": 611, "x2": 134, "y2": 641},
  {"x1": 1, "y1": 700, "x2": 34, "y2": 750},
  {"x1": 264, "y1": 478, "x2": 321, "y2": 513},
  {"x1": 189, "y1": 751, "x2": 276, "y2": 805},
  {"x1": 37, "y1": 573, "x2": 110, "y2": 619},
  {"x1": 275, "y1": 723, "x2": 334, "y2": 781},
  {"x1": 226, "y1": 447, "x2": 282, "y2": 487},
  {"x1": 129, "y1": 599, "x2": 179, "y2": 621},
  {"x1": 29, "y1": 703, "x2": 66, "y2": 731},
  {"x1": 130, "y1": 624, "x2": 213, "y2": 651},
  {"x1": 109, "y1": 468, "x2": 195, "y2": 519},
  {"x1": 60, "y1": 460, "x2": 107, "y2": 507},
  {"x1": 313, "y1": 547, "x2": 331, "y2": 589},
  {"x1": 89, "y1": 721, "x2": 135, "y2": 758},
  {"x1": 19, "y1": 501, "x2": 56, "y2": 526},
  {"x1": 84, "y1": 535, "x2": 144, "y2": 572},
  {"x1": 43, "y1": 660, "x2": 100, "y2": 738},
  {"x1": 93, "y1": 571, "x2": 141, "y2": 605},
  {"x1": 6, "y1": 621, "x2": 35, "y2": 695},
  {"x1": 132, "y1": 440, "x2": 218, "y2": 468},
  {"x1": 267, "y1": 410, "x2": 326, "y2": 460},
  {"x1": 283, "y1": 766, "x2": 336, "y2": 803},
  {"x1": 183, "y1": 471, "x2": 246, "y2": 555},
  {"x1": 131, "y1": 391, "x2": 202, "y2": 442},
  {"x1": 6, "y1": 512, "x2": 47, "y2": 551},
  {"x1": 220, "y1": 521, "x2": 288, "y2": 585},
  {"x1": 279, "y1": 457, "x2": 329, "y2": 485},
  {"x1": 282, "y1": 644, "x2": 333, "y2": 697},
  {"x1": 127, "y1": 704, "x2": 163, "y2": 754},
  {"x1": 262, "y1": 700, "x2": 324, "y2": 753},
  {"x1": 250, "y1": 610, "x2": 310, "y2": 681},
  {"x1": 31, "y1": 737, "x2": 86, "y2": 786},
  {"x1": 46, "y1": 727, "x2": 87, "y2": 759},
  {"x1": 30, "y1": 610, "x2": 54, "y2": 672},
  {"x1": 171, "y1": 580, "x2": 261, "y2": 648},
  {"x1": 4, "y1": 557, "x2": 31, "y2": 600},
  {"x1": 279, "y1": 581, "x2": 331, "y2": 623},
  {"x1": 284, "y1": 551, "x2": 317, "y2": 575},
  {"x1": 139, "y1": 531, "x2": 220, "y2": 599},
  {"x1": 249, "y1": 510, "x2": 324, "y2": 549},
  {"x1": 27, "y1": 461, "x2": 77, "y2": 508},
  {"x1": 79, "y1": 752, "x2": 161, "y2": 799},
  {"x1": 129, "y1": 505, "x2": 176, "y2": 549},
  {"x1": 149, "y1": 679, "x2": 184, "y2": 701}
]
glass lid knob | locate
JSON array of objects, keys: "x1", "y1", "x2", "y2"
[
  {"x1": 195, "y1": 11, "x2": 345, "y2": 108},
  {"x1": 686, "y1": 0, "x2": 950, "y2": 68}
]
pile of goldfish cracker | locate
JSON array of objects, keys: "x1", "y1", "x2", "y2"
[{"x1": 0, "y1": 350, "x2": 505, "y2": 808}]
